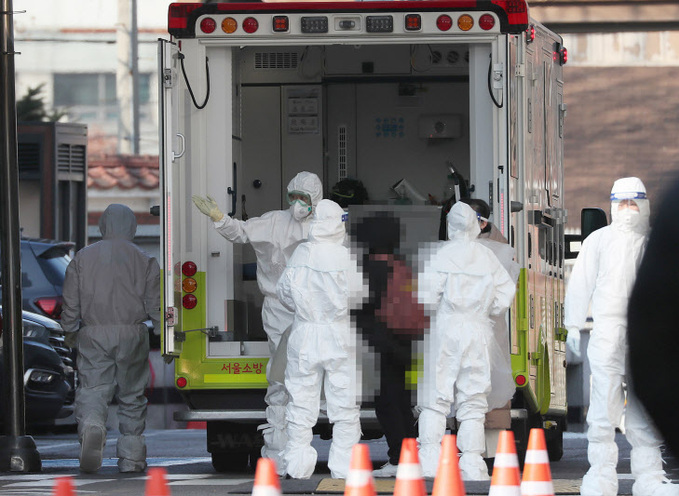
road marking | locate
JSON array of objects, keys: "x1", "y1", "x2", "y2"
[
  {"x1": 3, "y1": 479, "x2": 116, "y2": 487},
  {"x1": 35, "y1": 456, "x2": 213, "y2": 469}
]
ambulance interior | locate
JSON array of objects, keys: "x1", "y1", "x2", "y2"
[{"x1": 211, "y1": 41, "x2": 499, "y2": 361}]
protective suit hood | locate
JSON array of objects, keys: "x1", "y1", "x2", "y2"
[
  {"x1": 309, "y1": 199, "x2": 346, "y2": 244},
  {"x1": 99, "y1": 204, "x2": 137, "y2": 241},
  {"x1": 287, "y1": 171, "x2": 323, "y2": 210},
  {"x1": 447, "y1": 202, "x2": 481, "y2": 241},
  {"x1": 289, "y1": 200, "x2": 350, "y2": 272},
  {"x1": 610, "y1": 177, "x2": 650, "y2": 234}
]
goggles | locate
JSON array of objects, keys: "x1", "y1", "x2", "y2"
[
  {"x1": 611, "y1": 191, "x2": 647, "y2": 201},
  {"x1": 476, "y1": 213, "x2": 488, "y2": 222},
  {"x1": 287, "y1": 191, "x2": 312, "y2": 207}
]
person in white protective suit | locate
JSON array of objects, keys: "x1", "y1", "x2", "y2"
[
  {"x1": 462, "y1": 198, "x2": 519, "y2": 412},
  {"x1": 61, "y1": 204, "x2": 160, "y2": 473},
  {"x1": 417, "y1": 202, "x2": 516, "y2": 481},
  {"x1": 192, "y1": 171, "x2": 323, "y2": 474},
  {"x1": 276, "y1": 199, "x2": 365, "y2": 479},
  {"x1": 565, "y1": 177, "x2": 679, "y2": 496}
]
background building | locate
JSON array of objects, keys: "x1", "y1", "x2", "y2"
[{"x1": 531, "y1": 0, "x2": 679, "y2": 227}]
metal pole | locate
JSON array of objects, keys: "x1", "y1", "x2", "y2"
[
  {"x1": 117, "y1": 0, "x2": 131, "y2": 153},
  {"x1": 0, "y1": 0, "x2": 42, "y2": 473},
  {"x1": 131, "y1": 0, "x2": 140, "y2": 154}
]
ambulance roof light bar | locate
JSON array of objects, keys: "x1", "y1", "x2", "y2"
[{"x1": 168, "y1": 0, "x2": 529, "y2": 38}]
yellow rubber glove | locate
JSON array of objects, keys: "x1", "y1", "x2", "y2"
[{"x1": 192, "y1": 195, "x2": 224, "y2": 222}]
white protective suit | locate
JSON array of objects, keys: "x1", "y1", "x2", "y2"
[
  {"x1": 277, "y1": 200, "x2": 365, "y2": 479},
  {"x1": 61, "y1": 204, "x2": 160, "y2": 473},
  {"x1": 476, "y1": 238, "x2": 520, "y2": 410},
  {"x1": 211, "y1": 171, "x2": 323, "y2": 473},
  {"x1": 417, "y1": 202, "x2": 516, "y2": 480},
  {"x1": 565, "y1": 177, "x2": 679, "y2": 496}
]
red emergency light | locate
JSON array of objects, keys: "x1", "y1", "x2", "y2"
[
  {"x1": 404, "y1": 14, "x2": 421, "y2": 31},
  {"x1": 273, "y1": 15, "x2": 290, "y2": 32},
  {"x1": 554, "y1": 43, "x2": 568, "y2": 65},
  {"x1": 526, "y1": 23, "x2": 535, "y2": 43}
]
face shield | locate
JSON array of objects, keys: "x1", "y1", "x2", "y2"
[{"x1": 610, "y1": 187, "x2": 649, "y2": 232}]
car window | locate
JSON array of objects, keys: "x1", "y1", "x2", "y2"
[
  {"x1": 36, "y1": 250, "x2": 71, "y2": 287},
  {"x1": 20, "y1": 244, "x2": 50, "y2": 289}
]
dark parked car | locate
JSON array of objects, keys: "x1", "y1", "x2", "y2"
[
  {"x1": 1, "y1": 237, "x2": 159, "y2": 348},
  {"x1": 0, "y1": 307, "x2": 76, "y2": 429},
  {"x1": 0, "y1": 238, "x2": 73, "y2": 321}
]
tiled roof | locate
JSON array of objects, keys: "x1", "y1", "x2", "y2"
[{"x1": 88, "y1": 154, "x2": 159, "y2": 190}]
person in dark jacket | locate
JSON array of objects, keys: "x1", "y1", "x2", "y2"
[
  {"x1": 351, "y1": 212, "x2": 422, "y2": 477},
  {"x1": 628, "y1": 177, "x2": 679, "y2": 458}
]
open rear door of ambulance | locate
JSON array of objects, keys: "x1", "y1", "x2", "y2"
[{"x1": 158, "y1": 38, "x2": 183, "y2": 359}]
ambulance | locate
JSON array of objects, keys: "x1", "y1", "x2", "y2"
[{"x1": 158, "y1": 0, "x2": 568, "y2": 471}]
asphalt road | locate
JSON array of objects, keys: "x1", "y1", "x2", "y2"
[{"x1": 1, "y1": 427, "x2": 678, "y2": 495}]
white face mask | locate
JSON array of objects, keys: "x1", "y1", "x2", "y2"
[
  {"x1": 292, "y1": 202, "x2": 311, "y2": 221},
  {"x1": 614, "y1": 207, "x2": 641, "y2": 231}
]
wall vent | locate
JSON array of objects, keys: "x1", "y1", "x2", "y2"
[
  {"x1": 254, "y1": 52, "x2": 299, "y2": 70},
  {"x1": 57, "y1": 143, "x2": 86, "y2": 174},
  {"x1": 18, "y1": 142, "x2": 41, "y2": 176},
  {"x1": 338, "y1": 125, "x2": 347, "y2": 181}
]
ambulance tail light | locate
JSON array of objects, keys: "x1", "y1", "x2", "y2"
[
  {"x1": 176, "y1": 376, "x2": 188, "y2": 388},
  {"x1": 182, "y1": 278, "x2": 197, "y2": 293},
  {"x1": 222, "y1": 17, "x2": 237, "y2": 34},
  {"x1": 479, "y1": 14, "x2": 495, "y2": 31},
  {"x1": 242, "y1": 17, "x2": 259, "y2": 34},
  {"x1": 436, "y1": 15, "x2": 452, "y2": 32},
  {"x1": 515, "y1": 374, "x2": 527, "y2": 386},
  {"x1": 200, "y1": 17, "x2": 216, "y2": 34},
  {"x1": 457, "y1": 14, "x2": 474, "y2": 31},
  {"x1": 183, "y1": 294, "x2": 198, "y2": 310},
  {"x1": 182, "y1": 261, "x2": 197, "y2": 277}
]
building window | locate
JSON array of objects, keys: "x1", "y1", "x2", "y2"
[{"x1": 53, "y1": 73, "x2": 152, "y2": 122}]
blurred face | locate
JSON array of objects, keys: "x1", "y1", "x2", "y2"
[{"x1": 618, "y1": 199, "x2": 640, "y2": 211}]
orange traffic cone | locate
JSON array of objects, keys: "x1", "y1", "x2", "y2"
[
  {"x1": 252, "y1": 457, "x2": 281, "y2": 496},
  {"x1": 520, "y1": 429, "x2": 554, "y2": 496},
  {"x1": 432, "y1": 435, "x2": 465, "y2": 496},
  {"x1": 488, "y1": 430, "x2": 521, "y2": 496},
  {"x1": 393, "y1": 438, "x2": 426, "y2": 496},
  {"x1": 53, "y1": 476, "x2": 76, "y2": 496},
  {"x1": 344, "y1": 444, "x2": 376, "y2": 496},
  {"x1": 146, "y1": 467, "x2": 171, "y2": 496}
]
